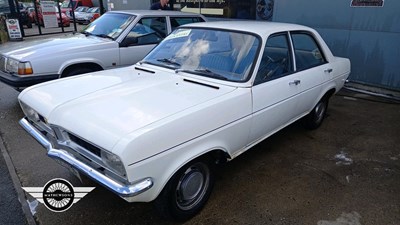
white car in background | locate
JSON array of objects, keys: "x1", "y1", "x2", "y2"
[
  {"x1": 0, "y1": 10, "x2": 206, "y2": 90},
  {"x1": 19, "y1": 21, "x2": 350, "y2": 221},
  {"x1": 70, "y1": 6, "x2": 89, "y2": 21},
  {"x1": 75, "y1": 6, "x2": 99, "y2": 24}
]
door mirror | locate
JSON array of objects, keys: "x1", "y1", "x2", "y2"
[{"x1": 120, "y1": 36, "x2": 138, "y2": 47}]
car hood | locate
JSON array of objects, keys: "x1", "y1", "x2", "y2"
[
  {"x1": 19, "y1": 66, "x2": 237, "y2": 151},
  {"x1": 0, "y1": 34, "x2": 113, "y2": 60}
]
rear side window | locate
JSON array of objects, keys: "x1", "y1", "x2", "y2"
[
  {"x1": 141, "y1": 17, "x2": 168, "y2": 38},
  {"x1": 291, "y1": 33, "x2": 327, "y2": 71},
  {"x1": 170, "y1": 17, "x2": 205, "y2": 31}
]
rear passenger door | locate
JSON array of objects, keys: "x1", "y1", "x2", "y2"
[
  {"x1": 119, "y1": 17, "x2": 167, "y2": 67},
  {"x1": 289, "y1": 32, "x2": 327, "y2": 115}
]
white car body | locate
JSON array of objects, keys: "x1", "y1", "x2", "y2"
[
  {"x1": 75, "y1": 6, "x2": 98, "y2": 24},
  {"x1": 70, "y1": 6, "x2": 89, "y2": 21},
  {"x1": 0, "y1": 10, "x2": 205, "y2": 90},
  {"x1": 19, "y1": 21, "x2": 350, "y2": 220}
]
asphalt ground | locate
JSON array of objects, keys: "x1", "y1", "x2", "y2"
[
  {"x1": 0, "y1": 140, "x2": 28, "y2": 225},
  {"x1": 0, "y1": 79, "x2": 399, "y2": 225}
]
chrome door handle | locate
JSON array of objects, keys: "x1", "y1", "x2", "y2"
[
  {"x1": 289, "y1": 80, "x2": 301, "y2": 85},
  {"x1": 324, "y1": 68, "x2": 333, "y2": 73}
]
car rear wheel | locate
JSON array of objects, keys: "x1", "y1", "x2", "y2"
[
  {"x1": 303, "y1": 97, "x2": 329, "y2": 129},
  {"x1": 154, "y1": 157, "x2": 215, "y2": 221}
]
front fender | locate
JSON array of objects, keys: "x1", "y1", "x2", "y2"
[
  {"x1": 123, "y1": 142, "x2": 230, "y2": 203},
  {"x1": 58, "y1": 58, "x2": 106, "y2": 75},
  {"x1": 116, "y1": 89, "x2": 253, "y2": 202}
]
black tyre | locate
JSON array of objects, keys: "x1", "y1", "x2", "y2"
[
  {"x1": 303, "y1": 97, "x2": 329, "y2": 130},
  {"x1": 62, "y1": 67, "x2": 94, "y2": 78},
  {"x1": 154, "y1": 157, "x2": 215, "y2": 221}
]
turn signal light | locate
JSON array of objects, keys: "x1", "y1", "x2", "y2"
[{"x1": 18, "y1": 62, "x2": 33, "y2": 75}]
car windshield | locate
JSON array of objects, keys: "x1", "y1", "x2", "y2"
[
  {"x1": 88, "y1": 7, "x2": 99, "y2": 13},
  {"x1": 61, "y1": 1, "x2": 70, "y2": 8},
  {"x1": 75, "y1": 7, "x2": 88, "y2": 12},
  {"x1": 82, "y1": 13, "x2": 135, "y2": 40},
  {"x1": 142, "y1": 28, "x2": 260, "y2": 82}
]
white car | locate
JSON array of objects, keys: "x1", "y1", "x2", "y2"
[
  {"x1": 0, "y1": 10, "x2": 205, "y2": 90},
  {"x1": 19, "y1": 21, "x2": 350, "y2": 221},
  {"x1": 70, "y1": 6, "x2": 89, "y2": 21},
  {"x1": 75, "y1": 6, "x2": 99, "y2": 24}
]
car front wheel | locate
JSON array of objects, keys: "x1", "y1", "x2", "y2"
[{"x1": 154, "y1": 157, "x2": 215, "y2": 221}]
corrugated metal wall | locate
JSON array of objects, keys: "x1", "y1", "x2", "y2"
[{"x1": 273, "y1": 0, "x2": 400, "y2": 91}]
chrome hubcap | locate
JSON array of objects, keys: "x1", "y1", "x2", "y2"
[
  {"x1": 176, "y1": 162, "x2": 209, "y2": 210},
  {"x1": 181, "y1": 172, "x2": 203, "y2": 201},
  {"x1": 314, "y1": 101, "x2": 326, "y2": 124}
]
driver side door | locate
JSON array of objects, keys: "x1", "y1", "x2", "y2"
[{"x1": 119, "y1": 17, "x2": 167, "y2": 67}]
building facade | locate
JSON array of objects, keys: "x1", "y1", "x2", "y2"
[
  {"x1": 108, "y1": 0, "x2": 399, "y2": 92},
  {"x1": 273, "y1": 0, "x2": 399, "y2": 93},
  {"x1": 106, "y1": 0, "x2": 150, "y2": 11}
]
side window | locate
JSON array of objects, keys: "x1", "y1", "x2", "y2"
[
  {"x1": 291, "y1": 33, "x2": 327, "y2": 71},
  {"x1": 254, "y1": 33, "x2": 292, "y2": 85},
  {"x1": 142, "y1": 17, "x2": 167, "y2": 38},
  {"x1": 124, "y1": 17, "x2": 166, "y2": 46},
  {"x1": 170, "y1": 17, "x2": 204, "y2": 31}
]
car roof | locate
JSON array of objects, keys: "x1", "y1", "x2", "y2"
[
  {"x1": 181, "y1": 20, "x2": 314, "y2": 37},
  {"x1": 108, "y1": 10, "x2": 204, "y2": 17}
]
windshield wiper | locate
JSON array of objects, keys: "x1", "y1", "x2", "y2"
[
  {"x1": 156, "y1": 58, "x2": 181, "y2": 67},
  {"x1": 175, "y1": 68, "x2": 228, "y2": 80},
  {"x1": 80, "y1": 31, "x2": 91, "y2": 36},
  {"x1": 93, "y1": 34, "x2": 114, "y2": 40}
]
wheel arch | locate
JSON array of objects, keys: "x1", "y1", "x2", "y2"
[
  {"x1": 157, "y1": 148, "x2": 231, "y2": 195},
  {"x1": 59, "y1": 60, "x2": 105, "y2": 78},
  {"x1": 125, "y1": 146, "x2": 232, "y2": 203},
  {"x1": 313, "y1": 86, "x2": 336, "y2": 109},
  {"x1": 322, "y1": 87, "x2": 336, "y2": 101}
]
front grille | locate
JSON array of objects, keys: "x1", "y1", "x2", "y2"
[
  {"x1": 0, "y1": 57, "x2": 6, "y2": 72},
  {"x1": 67, "y1": 133, "x2": 101, "y2": 157}
]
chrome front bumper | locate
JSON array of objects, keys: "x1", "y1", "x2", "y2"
[{"x1": 19, "y1": 118, "x2": 153, "y2": 198}]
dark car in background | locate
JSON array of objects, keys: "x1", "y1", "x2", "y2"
[
  {"x1": 17, "y1": 2, "x2": 32, "y2": 28},
  {"x1": 0, "y1": 0, "x2": 9, "y2": 14},
  {"x1": 0, "y1": 2, "x2": 32, "y2": 28}
]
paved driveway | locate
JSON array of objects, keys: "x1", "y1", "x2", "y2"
[{"x1": 0, "y1": 81, "x2": 399, "y2": 225}]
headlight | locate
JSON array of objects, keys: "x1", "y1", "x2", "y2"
[
  {"x1": 5, "y1": 57, "x2": 33, "y2": 75},
  {"x1": 20, "y1": 101, "x2": 40, "y2": 122},
  {"x1": 101, "y1": 151, "x2": 126, "y2": 177},
  {"x1": 5, "y1": 57, "x2": 18, "y2": 73}
]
